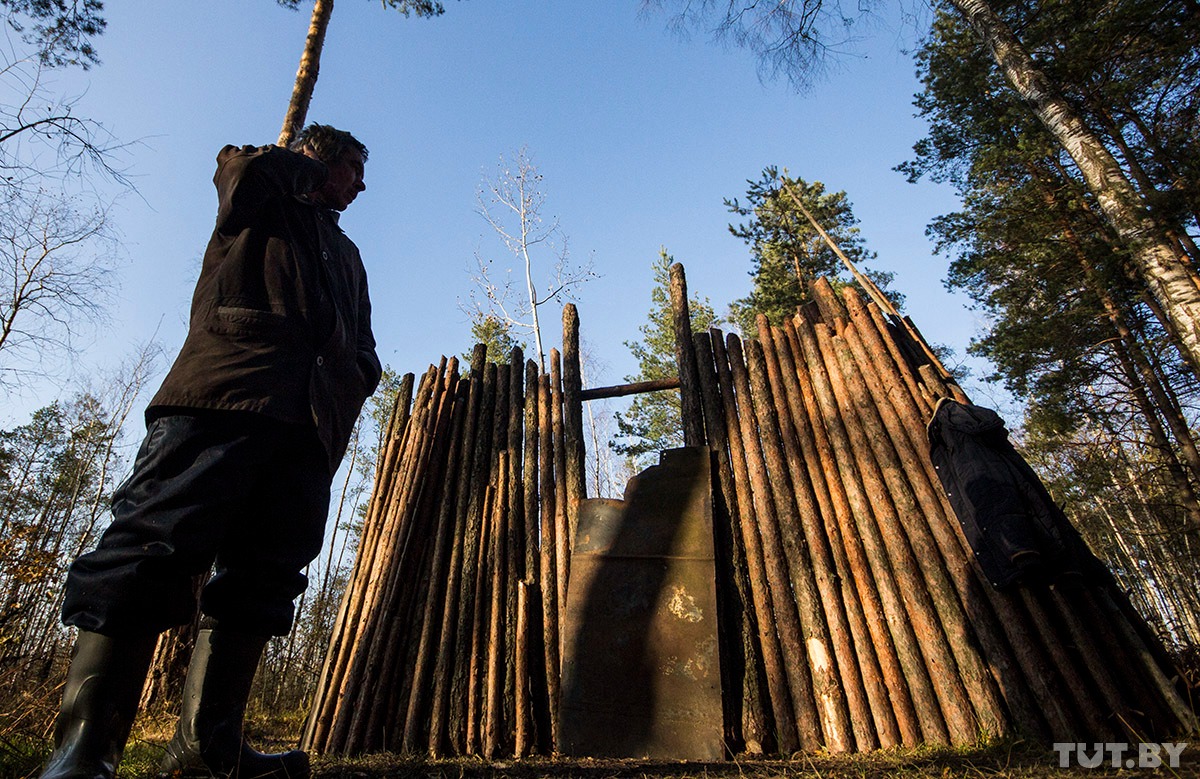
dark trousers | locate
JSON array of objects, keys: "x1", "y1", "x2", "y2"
[{"x1": 62, "y1": 411, "x2": 331, "y2": 637}]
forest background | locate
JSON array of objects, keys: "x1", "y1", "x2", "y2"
[{"x1": 0, "y1": 0, "x2": 1197, "y2": 757}]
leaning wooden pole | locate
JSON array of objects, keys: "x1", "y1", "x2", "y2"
[{"x1": 757, "y1": 316, "x2": 871, "y2": 751}]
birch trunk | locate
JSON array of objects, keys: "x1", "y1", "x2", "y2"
[{"x1": 950, "y1": 0, "x2": 1200, "y2": 373}]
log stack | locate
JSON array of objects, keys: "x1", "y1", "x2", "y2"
[
  {"x1": 302, "y1": 311, "x2": 585, "y2": 757},
  {"x1": 303, "y1": 264, "x2": 1196, "y2": 759},
  {"x1": 675, "y1": 266, "x2": 1196, "y2": 753}
]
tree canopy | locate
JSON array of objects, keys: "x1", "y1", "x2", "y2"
[
  {"x1": 1, "y1": 0, "x2": 105, "y2": 69},
  {"x1": 726, "y1": 167, "x2": 899, "y2": 333}
]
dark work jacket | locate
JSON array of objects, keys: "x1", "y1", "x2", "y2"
[
  {"x1": 926, "y1": 398, "x2": 1074, "y2": 588},
  {"x1": 149, "y1": 144, "x2": 381, "y2": 475}
]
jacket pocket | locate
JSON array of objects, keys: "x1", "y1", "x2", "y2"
[{"x1": 207, "y1": 305, "x2": 292, "y2": 338}]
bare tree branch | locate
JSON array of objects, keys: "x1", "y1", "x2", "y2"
[{"x1": 468, "y1": 146, "x2": 597, "y2": 370}]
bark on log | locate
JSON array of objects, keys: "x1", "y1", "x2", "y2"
[
  {"x1": 711, "y1": 330, "x2": 798, "y2": 754},
  {"x1": 484, "y1": 452, "x2": 510, "y2": 758},
  {"x1": 550, "y1": 350, "x2": 570, "y2": 654},
  {"x1": 401, "y1": 380, "x2": 471, "y2": 753},
  {"x1": 670, "y1": 263, "x2": 705, "y2": 446},
  {"x1": 538, "y1": 374, "x2": 561, "y2": 752},
  {"x1": 466, "y1": 482, "x2": 496, "y2": 754},
  {"x1": 818, "y1": 326, "x2": 978, "y2": 744},
  {"x1": 562, "y1": 305, "x2": 586, "y2": 546},
  {"x1": 743, "y1": 334, "x2": 851, "y2": 751},
  {"x1": 792, "y1": 321, "x2": 939, "y2": 745},
  {"x1": 515, "y1": 580, "x2": 532, "y2": 757},
  {"x1": 427, "y1": 349, "x2": 489, "y2": 756},
  {"x1": 757, "y1": 318, "x2": 873, "y2": 751},
  {"x1": 779, "y1": 319, "x2": 905, "y2": 748},
  {"x1": 829, "y1": 329, "x2": 1005, "y2": 741},
  {"x1": 693, "y1": 331, "x2": 769, "y2": 755}
]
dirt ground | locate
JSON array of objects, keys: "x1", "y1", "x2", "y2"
[{"x1": 306, "y1": 742, "x2": 1200, "y2": 779}]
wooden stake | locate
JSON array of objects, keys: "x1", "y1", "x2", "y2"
[
  {"x1": 741, "y1": 335, "x2": 846, "y2": 751},
  {"x1": 538, "y1": 373, "x2": 561, "y2": 753},
  {"x1": 693, "y1": 331, "x2": 769, "y2": 754},
  {"x1": 756, "y1": 317, "x2": 867, "y2": 751},
  {"x1": 711, "y1": 330, "x2": 799, "y2": 754},
  {"x1": 669, "y1": 262, "x2": 705, "y2": 446},
  {"x1": 792, "y1": 321, "x2": 935, "y2": 746},
  {"x1": 780, "y1": 318, "x2": 906, "y2": 748}
]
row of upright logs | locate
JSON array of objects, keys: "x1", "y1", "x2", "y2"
[
  {"x1": 669, "y1": 265, "x2": 1196, "y2": 754},
  {"x1": 302, "y1": 306, "x2": 588, "y2": 758},
  {"x1": 303, "y1": 262, "x2": 1195, "y2": 760}
]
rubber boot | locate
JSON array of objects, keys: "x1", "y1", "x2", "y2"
[
  {"x1": 40, "y1": 630, "x2": 157, "y2": 779},
  {"x1": 157, "y1": 629, "x2": 309, "y2": 779}
]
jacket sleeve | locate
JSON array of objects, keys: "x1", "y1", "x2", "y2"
[
  {"x1": 214, "y1": 144, "x2": 329, "y2": 235},
  {"x1": 356, "y1": 273, "x2": 382, "y2": 396}
]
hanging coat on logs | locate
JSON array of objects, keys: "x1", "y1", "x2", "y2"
[{"x1": 927, "y1": 398, "x2": 1081, "y2": 588}]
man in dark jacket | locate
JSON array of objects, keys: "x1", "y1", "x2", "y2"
[{"x1": 39, "y1": 124, "x2": 381, "y2": 779}]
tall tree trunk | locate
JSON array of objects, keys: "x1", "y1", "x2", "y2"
[
  {"x1": 278, "y1": 0, "x2": 334, "y2": 147},
  {"x1": 950, "y1": 0, "x2": 1200, "y2": 373}
]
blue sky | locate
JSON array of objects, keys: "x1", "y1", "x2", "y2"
[{"x1": 5, "y1": 1, "x2": 1000, "y2": 426}]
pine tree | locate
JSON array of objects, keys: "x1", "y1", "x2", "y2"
[
  {"x1": 726, "y1": 167, "x2": 900, "y2": 333},
  {"x1": 465, "y1": 313, "x2": 524, "y2": 367}
]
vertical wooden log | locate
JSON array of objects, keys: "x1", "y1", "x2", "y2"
[
  {"x1": 669, "y1": 262, "x2": 705, "y2": 446},
  {"x1": 515, "y1": 581, "x2": 532, "y2": 757},
  {"x1": 711, "y1": 331, "x2": 799, "y2": 754},
  {"x1": 504, "y1": 348, "x2": 525, "y2": 752},
  {"x1": 839, "y1": 314, "x2": 1050, "y2": 739},
  {"x1": 447, "y1": 362, "x2": 498, "y2": 752},
  {"x1": 756, "y1": 317, "x2": 872, "y2": 751},
  {"x1": 792, "y1": 321, "x2": 944, "y2": 745},
  {"x1": 427, "y1": 348, "x2": 489, "y2": 756},
  {"x1": 728, "y1": 336, "x2": 825, "y2": 751},
  {"x1": 849, "y1": 296, "x2": 930, "y2": 416},
  {"x1": 400, "y1": 380, "x2": 471, "y2": 753},
  {"x1": 523, "y1": 360, "x2": 540, "y2": 584},
  {"x1": 810, "y1": 277, "x2": 850, "y2": 330},
  {"x1": 839, "y1": 290, "x2": 1075, "y2": 740},
  {"x1": 523, "y1": 361, "x2": 550, "y2": 753},
  {"x1": 739, "y1": 333, "x2": 854, "y2": 748},
  {"x1": 332, "y1": 365, "x2": 443, "y2": 752},
  {"x1": 562, "y1": 304, "x2": 586, "y2": 543},
  {"x1": 550, "y1": 349, "x2": 570, "y2": 650},
  {"x1": 693, "y1": 331, "x2": 770, "y2": 755},
  {"x1": 484, "y1": 452, "x2": 510, "y2": 759},
  {"x1": 465, "y1": 483, "x2": 496, "y2": 754},
  {"x1": 815, "y1": 325, "x2": 977, "y2": 744},
  {"x1": 779, "y1": 318, "x2": 906, "y2": 749},
  {"x1": 538, "y1": 374, "x2": 561, "y2": 753},
  {"x1": 359, "y1": 361, "x2": 461, "y2": 751}
]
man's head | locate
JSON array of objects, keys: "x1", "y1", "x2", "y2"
[{"x1": 290, "y1": 124, "x2": 367, "y2": 212}]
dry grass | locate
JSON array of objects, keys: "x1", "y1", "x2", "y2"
[
  {"x1": 1, "y1": 734, "x2": 1195, "y2": 778},
  {"x1": 305, "y1": 742, "x2": 1199, "y2": 779}
]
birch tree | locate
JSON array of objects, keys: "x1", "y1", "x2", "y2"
[
  {"x1": 646, "y1": 0, "x2": 1200, "y2": 375},
  {"x1": 0, "y1": 7, "x2": 128, "y2": 390},
  {"x1": 469, "y1": 146, "x2": 596, "y2": 372}
]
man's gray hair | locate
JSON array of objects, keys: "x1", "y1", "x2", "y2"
[{"x1": 289, "y1": 124, "x2": 368, "y2": 164}]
